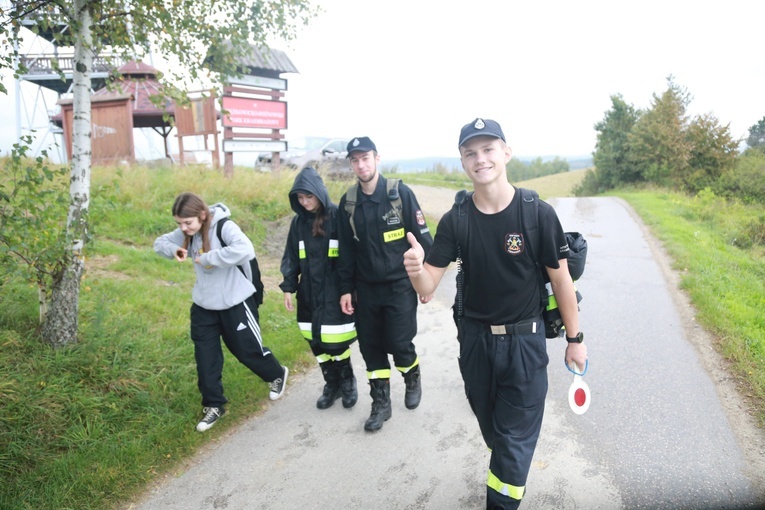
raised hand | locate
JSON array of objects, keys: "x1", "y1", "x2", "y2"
[{"x1": 403, "y1": 232, "x2": 425, "y2": 277}]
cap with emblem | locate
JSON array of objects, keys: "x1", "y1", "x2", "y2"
[
  {"x1": 346, "y1": 136, "x2": 377, "y2": 157},
  {"x1": 458, "y1": 118, "x2": 506, "y2": 147}
]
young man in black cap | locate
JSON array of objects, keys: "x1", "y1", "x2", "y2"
[
  {"x1": 337, "y1": 136, "x2": 434, "y2": 432},
  {"x1": 402, "y1": 119, "x2": 588, "y2": 509}
]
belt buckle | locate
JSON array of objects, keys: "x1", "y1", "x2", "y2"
[{"x1": 490, "y1": 325, "x2": 506, "y2": 335}]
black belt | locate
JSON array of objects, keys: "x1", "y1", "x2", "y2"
[{"x1": 488, "y1": 319, "x2": 539, "y2": 336}]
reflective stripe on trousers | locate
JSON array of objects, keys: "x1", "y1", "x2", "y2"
[
  {"x1": 299, "y1": 321, "x2": 356, "y2": 344},
  {"x1": 456, "y1": 316, "x2": 548, "y2": 509}
]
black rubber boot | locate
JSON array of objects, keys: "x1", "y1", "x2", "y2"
[
  {"x1": 403, "y1": 365, "x2": 422, "y2": 410},
  {"x1": 336, "y1": 358, "x2": 358, "y2": 409},
  {"x1": 364, "y1": 379, "x2": 392, "y2": 432},
  {"x1": 316, "y1": 362, "x2": 342, "y2": 410}
]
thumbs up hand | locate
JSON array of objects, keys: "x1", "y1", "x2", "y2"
[{"x1": 403, "y1": 232, "x2": 425, "y2": 278}]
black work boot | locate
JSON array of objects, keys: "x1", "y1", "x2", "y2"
[
  {"x1": 336, "y1": 358, "x2": 358, "y2": 409},
  {"x1": 364, "y1": 379, "x2": 392, "y2": 432},
  {"x1": 316, "y1": 362, "x2": 342, "y2": 410},
  {"x1": 403, "y1": 365, "x2": 422, "y2": 410}
]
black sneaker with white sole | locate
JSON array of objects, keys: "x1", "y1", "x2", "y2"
[
  {"x1": 269, "y1": 366, "x2": 289, "y2": 400},
  {"x1": 196, "y1": 406, "x2": 225, "y2": 432}
]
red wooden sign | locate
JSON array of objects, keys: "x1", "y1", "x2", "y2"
[{"x1": 221, "y1": 96, "x2": 287, "y2": 129}]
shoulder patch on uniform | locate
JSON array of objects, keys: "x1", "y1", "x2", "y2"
[
  {"x1": 505, "y1": 233, "x2": 525, "y2": 255},
  {"x1": 415, "y1": 210, "x2": 426, "y2": 226}
]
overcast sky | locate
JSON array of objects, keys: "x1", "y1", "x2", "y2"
[{"x1": 2, "y1": 0, "x2": 763, "y2": 161}]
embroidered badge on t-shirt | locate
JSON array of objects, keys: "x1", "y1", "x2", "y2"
[
  {"x1": 505, "y1": 233, "x2": 524, "y2": 255},
  {"x1": 383, "y1": 209, "x2": 401, "y2": 225}
]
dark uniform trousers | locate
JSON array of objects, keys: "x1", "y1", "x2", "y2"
[
  {"x1": 355, "y1": 278, "x2": 419, "y2": 374},
  {"x1": 457, "y1": 316, "x2": 549, "y2": 510},
  {"x1": 190, "y1": 294, "x2": 283, "y2": 408}
]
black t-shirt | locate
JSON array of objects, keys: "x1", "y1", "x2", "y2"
[{"x1": 427, "y1": 189, "x2": 569, "y2": 324}]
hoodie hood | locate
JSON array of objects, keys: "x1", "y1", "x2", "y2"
[
  {"x1": 289, "y1": 167, "x2": 332, "y2": 218},
  {"x1": 209, "y1": 202, "x2": 232, "y2": 225}
]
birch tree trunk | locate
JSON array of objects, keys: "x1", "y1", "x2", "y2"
[{"x1": 41, "y1": 0, "x2": 93, "y2": 347}]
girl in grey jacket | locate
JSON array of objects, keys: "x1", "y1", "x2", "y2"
[{"x1": 154, "y1": 192, "x2": 288, "y2": 432}]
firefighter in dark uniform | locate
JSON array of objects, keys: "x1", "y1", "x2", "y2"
[
  {"x1": 279, "y1": 166, "x2": 358, "y2": 411},
  {"x1": 402, "y1": 119, "x2": 588, "y2": 509},
  {"x1": 338, "y1": 136, "x2": 434, "y2": 432}
]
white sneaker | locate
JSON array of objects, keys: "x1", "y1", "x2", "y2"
[
  {"x1": 269, "y1": 366, "x2": 289, "y2": 400},
  {"x1": 196, "y1": 406, "x2": 225, "y2": 432}
]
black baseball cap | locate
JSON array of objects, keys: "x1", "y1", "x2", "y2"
[
  {"x1": 458, "y1": 118, "x2": 506, "y2": 147},
  {"x1": 346, "y1": 136, "x2": 377, "y2": 156}
]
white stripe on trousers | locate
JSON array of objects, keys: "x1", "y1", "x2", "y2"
[{"x1": 242, "y1": 299, "x2": 270, "y2": 356}]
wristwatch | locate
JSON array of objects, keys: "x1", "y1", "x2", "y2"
[{"x1": 565, "y1": 331, "x2": 584, "y2": 343}]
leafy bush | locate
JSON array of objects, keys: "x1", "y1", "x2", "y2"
[
  {"x1": 591, "y1": 79, "x2": 750, "y2": 201},
  {"x1": 0, "y1": 143, "x2": 71, "y2": 321},
  {"x1": 715, "y1": 150, "x2": 765, "y2": 204},
  {"x1": 572, "y1": 167, "x2": 603, "y2": 196},
  {"x1": 733, "y1": 215, "x2": 765, "y2": 250}
]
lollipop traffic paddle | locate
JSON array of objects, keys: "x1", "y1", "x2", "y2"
[{"x1": 566, "y1": 359, "x2": 590, "y2": 415}]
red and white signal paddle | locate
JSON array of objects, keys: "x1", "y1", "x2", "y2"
[{"x1": 566, "y1": 359, "x2": 591, "y2": 415}]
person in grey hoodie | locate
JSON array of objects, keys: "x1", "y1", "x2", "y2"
[
  {"x1": 154, "y1": 192, "x2": 289, "y2": 432},
  {"x1": 280, "y1": 167, "x2": 358, "y2": 410}
]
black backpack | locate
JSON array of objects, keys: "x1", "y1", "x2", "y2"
[
  {"x1": 216, "y1": 217, "x2": 265, "y2": 306},
  {"x1": 452, "y1": 188, "x2": 587, "y2": 338}
]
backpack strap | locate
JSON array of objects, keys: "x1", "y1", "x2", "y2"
[
  {"x1": 215, "y1": 216, "x2": 229, "y2": 246},
  {"x1": 344, "y1": 183, "x2": 359, "y2": 241},
  {"x1": 517, "y1": 188, "x2": 550, "y2": 312},
  {"x1": 215, "y1": 217, "x2": 247, "y2": 280},
  {"x1": 452, "y1": 189, "x2": 472, "y2": 320},
  {"x1": 344, "y1": 178, "x2": 404, "y2": 241},
  {"x1": 518, "y1": 188, "x2": 540, "y2": 263},
  {"x1": 386, "y1": 178, "x2": 403, "y2": 226}
]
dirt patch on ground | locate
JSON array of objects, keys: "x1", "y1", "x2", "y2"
[
  {"x1": 85, "y1": 254, "x2": 132, "y2": 281},
  {"x1": 408, "y1": 184, "x2": 460, "y2": 222}
]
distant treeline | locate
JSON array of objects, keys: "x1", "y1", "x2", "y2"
[
  {"x1": 384, "y1": 155, "x2": 591, "y2": 175},
  {"x1": 507, "y1": 156, "x2": 570, "y2": 181},
  {"x1": 577, "y1": 76, "x2": 765, "y2": 204}
]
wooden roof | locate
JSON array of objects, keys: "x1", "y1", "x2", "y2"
[
  {"x1": 92, "y1": 60, "x2": 174, "y2": 128},
  {"x1": 207, "y1": 43, "x2": 299, "y2": 79}
]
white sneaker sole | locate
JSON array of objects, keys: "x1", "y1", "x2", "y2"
[
  {"x1": 196, "y1": 421, "x2": 217, "y2": 432},
  {"x1": 269, "y1": 366, "x2": 289, "y2": 400}
]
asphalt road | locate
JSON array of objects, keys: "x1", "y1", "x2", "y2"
[{"x1": 127, "y1": 195, "x2": 765, "y2": 510}]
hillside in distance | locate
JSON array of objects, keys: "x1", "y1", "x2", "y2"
[{"x1": 383, "y1": 155, "x2": 593, "y2": 173}]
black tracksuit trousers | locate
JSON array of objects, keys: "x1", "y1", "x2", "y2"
[
  {"x1": 190, "y1": 294, "x2": 283, "y2": 408},
  {"x1": 457, "y1": 316, "x2": 549, "y2": 510}
]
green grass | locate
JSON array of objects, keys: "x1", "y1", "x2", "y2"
[
  {"x1": 518, "y1": 168, "x2": 592, "y2": 200},
  {"x1": 1, "y1": 163, "x2": 763, "y2": 509},
  {"x1": 386, "y1": 169, "x2": 473, "y2": 189}
]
